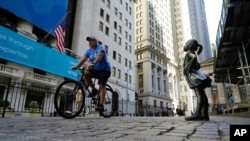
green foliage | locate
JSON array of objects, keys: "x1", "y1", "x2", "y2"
[
  {"x1": 29, "y1": 101, "x2": 38, "y2": 108},
  {"x1": 28, "y1": 101, "x2": 43, "y2": 113},
  {"x1": 0, "y1": 107, "x2": 15, "y2": 112},
  {"x1": 0, "y1": 99, "x2": 10, "y2": 107}
]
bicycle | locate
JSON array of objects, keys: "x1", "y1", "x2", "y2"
[{"x1": 54, "y1": 67, "x2": 116, "y2": 119}]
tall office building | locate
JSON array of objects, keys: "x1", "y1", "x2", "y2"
[
  {"x1": 71, "y1": 0, "x2": 136, "y2": 115},
  {"x1": 134, "y1": 0, "x2": 184, "y2": 116},
  {"x1": 171, "y1": 0, "x2": 187, "y2": 113},
  {"x1": 187, "y1": 0, "x2": 212, "y2": 62}
]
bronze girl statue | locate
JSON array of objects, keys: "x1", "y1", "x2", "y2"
[{"x1": 183, "y1": 39, "x2": 211, "y2": 121}]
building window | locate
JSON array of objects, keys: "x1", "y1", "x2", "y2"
[
  {"x1": 125, "y1": 31, "x2": 128, "y2": 39},
  {"x1": 113, "y1": 33, "x2": 117, "y2": 42},
  {"x1": 125, "y1": 73, "x2": 128, "y2": 82},
  {"x1": 160, "y1": 101, "x2": 163, "y2": 109},
  {"x1": 106, "y1": 0, "x2": 110, "y2": 8},
  {"x1": 118, "y1": 37, "x2": 121, "y2": 45},
  {"x1": 99, "y1": 22, "x2": 104, "y2": 32},
  {"x1": 158, "y1": 77, "x2": 160, "y2": 90},
  {"x1": 118, "y1": 54, "x2": 121, "y2": 63},
  {"x1": 106, "y1": 14, "x2": 110, "y2": 23},
  {"x1": 114, "y1": 21, "x2": 117, "y2": 30},
  {"x1": 164, "y1": 80, "x2": 167, "y2": 92},
  {"x1": 114, "y1": 8, "x2": 118, "y2": 16},
  {"x1": 129, "y1": 7, "x2": 132, "y2": 15},
  {"x1": 119, "y1": 25, "x2": 122, "y2": 34},
  {"x1": 137, "y1": 53, "x2": 143, "y2": 59},
  {"x1": 125, "y1": 19, "x2": 128, "y2": 26},
  {"x1": 169, "y1": 82, "x2": 172, "y2": 92},
  {"x1": 152, "y1": 75, "x2": 155, "y2": 89},
  {"x1": 119, "y1": 12, "x2": 122, "y2": 20},
  {"x1": 184, "y1": 85, "x2": 187, "y2": 92},
  {"x1": 125, "y1": 58, "x2": 128, "y2": 67},
  {"x1": 105, "y1": 27, "x2": 109, "y2": 36},
  {"x1": 129, "y1": 45, "x2": 131, "y2": 53},
  {"x1": 125, "y1": 42, "x2": 128, "y2": 50},
  {"x1": 127, "y1": 93, "x2": 129, "y2": 102},
  {"x1": 139, "y1": 74, "x2": 143, "y2": 88},
  {"x1": 105, "y1": 45, "x2": 109, "y2": 55},
  {"x1": 112, "y1": 67, "x2": 116, "y2": 77},
  {"x1": 113, "y1": 51, "x2": 116, "y2": 60},
  {"x1": 100, "y1": 8, "x2": 104, "y2": 18},
  {"x1": 154, "y1": 100, "x2": 157, "y2": 108},
  {"x1": 117, "y1": 69, "x2": 121, "y2": 79}
]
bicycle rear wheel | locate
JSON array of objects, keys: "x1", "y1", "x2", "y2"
[
  {"x1": 101, "y1": 85, "x2": 115, "y2": 118},
  {"x1": 54, "y1": 80, "x2": 85, "y2": 119}
]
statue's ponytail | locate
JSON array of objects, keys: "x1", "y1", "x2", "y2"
[{"x1": 197, "y1": 44, "x2": 203, "y2": 55}]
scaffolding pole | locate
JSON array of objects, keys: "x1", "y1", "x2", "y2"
[{"x1": 237, "y1": 48, "x2": 250, "y2": 107}]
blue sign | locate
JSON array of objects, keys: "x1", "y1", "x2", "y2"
[
  {"x1": 0, "y1": 26, "x2": 78, "y2": 80},
  {"x1": 0, "y1": 0, "x2": 67, "y2": 35}
]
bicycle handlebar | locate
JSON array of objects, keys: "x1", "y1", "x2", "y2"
[{"x1": 72, "y1": 66, "x2": 86, "y2": 73}]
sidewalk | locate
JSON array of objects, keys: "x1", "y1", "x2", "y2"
[
  {"x1": 0, "y1": 115, "x2": 249, "y2": 141},
  {"x1": 221, "y1": 111, "x2": 250, "y2": 118}
]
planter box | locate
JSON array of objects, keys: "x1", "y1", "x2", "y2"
[
  {"x1": 3, "y1": 112, "x2": 15, "y2": 118},
  {"x1": 21, "y1": 112, "x2": 41, "y2": 117}
]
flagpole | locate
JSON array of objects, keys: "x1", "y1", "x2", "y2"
[{"x1": 41, "y1": 11, "x2": 70, "y2": 42}]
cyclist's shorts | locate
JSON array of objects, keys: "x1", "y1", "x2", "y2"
[{"x1": 88, "y1": 69, "x2": 111, "y2": 85}]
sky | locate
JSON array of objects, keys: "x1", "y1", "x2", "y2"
[{"x1": 204, "y1": 0, "x2": 223, "y2": 44}]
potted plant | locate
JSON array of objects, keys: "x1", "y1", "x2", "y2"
[
  {"x1": 29, "y1": 101, "x2": 38, "y2": 112},
  {"x1": 0, "y1": 99, "x2": 15, "y2": 117},
  {"x1": 0, "y1": 99, "x2": 10, "y2": 107},
  {"x1": 22, "y1": 101, "x2": 41, "y2": 117}
]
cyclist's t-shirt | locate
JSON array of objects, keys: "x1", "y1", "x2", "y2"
[{"x1": 83, "y1": 44, "x2": 111, "y2": 72}]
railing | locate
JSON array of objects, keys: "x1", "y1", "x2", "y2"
[
  {"x1": 0, "y1": 64, "x2": 20, "y2": 78},
  {"x1": 23, "y1": 72, "x2": 57, "y2": 86},
  {"x1": 0, "y1": 81, "x2": 56, "y2": 118}
]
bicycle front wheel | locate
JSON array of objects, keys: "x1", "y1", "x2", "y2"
[{"x1": 54, "y1": 80, "x2": 85, "y2": 119}]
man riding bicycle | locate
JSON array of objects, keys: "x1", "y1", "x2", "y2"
[{"x1": 72, "y1": 36, "x2": 111, "y2": 112}]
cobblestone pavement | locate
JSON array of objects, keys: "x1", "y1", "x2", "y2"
[{"x1": 0, "y1": 115, "x2": 250, "y2": 141}]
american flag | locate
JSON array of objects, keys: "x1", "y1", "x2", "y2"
[{"x1": 54, "y1": 20, "x2": 66, "y2": 53}]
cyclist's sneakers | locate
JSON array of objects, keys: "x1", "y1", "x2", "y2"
[
  {"x1": 95, "y1": 104, "x2": 104, "y2": 112},
  {"x1": 88, "y1": 88, "x2": 98, "y2": 97}
]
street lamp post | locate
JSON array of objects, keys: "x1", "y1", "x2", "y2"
[{"x1": 126, "y1": 69, "x2": 129, "y2": 115}]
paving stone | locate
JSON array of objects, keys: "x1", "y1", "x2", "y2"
[{"x1": 0, "y1": 116, "x2": 250, "y2": 141}]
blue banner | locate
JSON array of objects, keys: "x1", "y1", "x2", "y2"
[
  {"x1": 0, "y1": 26, "x2": 78, "y2": 80},
  {"x1": 0, "y1": 0, "x2": 67, "y2": 35}
]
